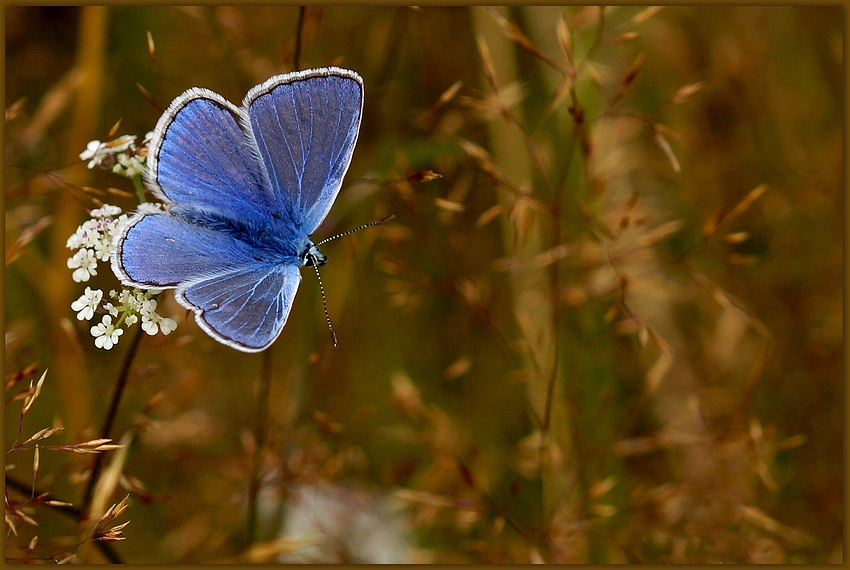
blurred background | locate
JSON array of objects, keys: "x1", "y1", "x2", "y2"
[{"x1": 5, "y1": 6, "x2": 842, "y2": 563}]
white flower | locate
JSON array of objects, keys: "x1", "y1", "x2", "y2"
[
  {"x1": 104, "y1": 302, "x2": 119, "y2": 317},
  {"x1": 93, "y1": 234, "x2": 113, "y2": 262},
  {"x1": 113, "y1": 154, "x2": 145, "y2": 178},
  {"x1": 142, "y1": 312, "x2": 177, "y2": 336},
  {"x1": 140, "y1": 299, "x2": 177, "y2": 336},
  {"x1": 80, "y1": 140, "x2": 105, "y2": 168},
  {"x1": 66, "y1": 230, "x2": 84, "y2": 250},
  {"x1": 90, "y1": 204, "x2": 122, "y2": 218},
  {"x1": 67, "y1": 249, "x2": 98, "y2": 282},
  {"x1": 78, "y1": 219, "x2": 102, "y2": 248},
  {"x1": 91, "y1": 315, "x2": 123, "y2": 350},
  {"x1": 159, "y1": 317, "x2": 177, "y2": 335},
  {"x1": 70, "y1": 287, "x2": 103, "y2": 321},
  {"x1": 66, "y1": 209, "x2": 124, "y2": 263},
  {"x1": 140, "y1": 298, "x2": 158, "y2": 315},
  {"x1": 114, "y1": 288, "x2": 144, "y2": 312},
  {"x1": 79, "y1": 136, "x2": 138, "y2": 171},
  {"x1": 108, "y1": 214, "x2": 130, "y2": 240}
]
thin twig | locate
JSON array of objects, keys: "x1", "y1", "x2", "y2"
[
  {"x1": 5, "y1": 476, "x2": 122, "y2": 563},
  {"x1": 81, "y1": 325, "x2": 143, "y2": 511},
  {"x1": 293, "y1": 6, "x2": 306, "y2": 72}
]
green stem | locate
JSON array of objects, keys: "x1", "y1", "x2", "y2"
[{"x1": 132, "y1": 174, "x2": 146, "y2": 204}]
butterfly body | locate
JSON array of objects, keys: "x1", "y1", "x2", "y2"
[{"x1": 111, "y1": 67, "x2": 362, "y2": 352}]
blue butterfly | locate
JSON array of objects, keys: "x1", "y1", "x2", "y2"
[{"x1": 111, "y1": 67, "x2": 364, "y2": 352}]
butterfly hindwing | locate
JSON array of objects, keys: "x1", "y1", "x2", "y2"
[
  {"x1": 176, "y1": 264, "x2": 301, "y2": 352},
  {"x1": 243, "y1": 68, "x2": 363, "y2": 233}
]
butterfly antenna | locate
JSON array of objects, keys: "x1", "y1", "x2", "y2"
[
  {"x1": 316, "y1": 215, "x2": 395, "y2": 246},
  {"x1": 312, "y1": 214, "x2": 394, "y2": 347},
  {"x1": 309, "y1": 257, "x2": 338, "y2": 347}
]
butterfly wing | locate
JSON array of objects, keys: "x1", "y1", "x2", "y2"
[
  {"x1": 112, "y1": 68, "x2": 364, "y2": 352},
  {"x1": 176, "y1": 263, "x2": 301, "y2": 353},
  {"x1": 112, "y1": 211, "x2": 285, "y2": 287},
  {"x1": 112, "y1": 212, "x2": 300, "y2": 352},
  {"x1": 147, "y1": 89, "x2": 281, "y2": 226},
  {"x1": 242, "y1": 67, "x2": 363, "y2": 234}
]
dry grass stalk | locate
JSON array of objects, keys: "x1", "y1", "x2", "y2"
[
  {"x1": 672, "y1": 81, "x2": 704, "y2": 104},
  {"x1": 6, "y1": 216, "x2": 53, "y2": 265},
  {"x1": 704, "y1": 184, "x2": 768, "y2": 239},
  {"x1": 21, "y1": 370, "x2": 47, "y2": 416},
  {"x1": 89, "y1": 430, "x2": 133, "y2": 524},
  {"x1": 487, "y1": 8, "x2": 563, "y2": 73},
  {"x1": 442, "y1": 356, "x2": 472, "y2": 381},
  {"x1": 459, "y1": 139, "x2": 520, "y2": 193},
  {"x1": 728, "y1": 184, "x2": 767, "y2": 221},
  {"x1": 652, "y1": 127, "x2": 681, "y2": 173},
  {"x1": 18, "y1": 69, "x2": 81, "y2": 150},
  {"x1": 5, "y1": 96, "x2": 27, "y2": 122},
  {"x1": 476, "y1": 203, "x2": 504, "y2": 227},
  {"x1": 51, "y1": 438, "x2": 122, "y2": 454},
  {"x1": 740, "y1": 505, "x2": 815, "y2": 547},
  {"x1": 636, "y1": 219, "x2": 684, "y2": 246},
  {"x1": 612, "y1": 31, "x2": 640, "y2": 44},
  {"x1": 97, "y1": 495, "x2": 130, "y2": 525},
  {"x1": 610, "y1": 53, "x2": 645, "y2": 108},
  {"x1": 556, "y1": 15, "x2": 574, "y2": 72},
  {"x1": 723, "y1": 231, "x2": 750, "y2": 243},
  {"x1": 243, "y1": 534, "x2": 325, "y2": 563},
  {"x1": 5, "y1": 363, "x2": 39, "y2": 392},
  {"x1": 146, "y1": 30, "x2": 155, "y2": 60},
  {"x1": 629, "y1": 6, "x2": 663, "y2": 26},
  {"x1": 22, "y1": 426, "x2": 65, "y2": 445},
  {"x1": 105, "y1": 186, "x2": 135, "y2": 198},
  {"x1": 390, "y1": 371, "x2": 423, "y2": 418},
  {"x1": 433, "y1": 197, "x2": 465, "y2": 213}
]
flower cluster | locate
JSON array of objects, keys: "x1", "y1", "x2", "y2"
[
  {"x1": 67, "y1": 204, "x2": 177, "y2": 350},
  {"x1": 72, "y1": 287, "x2": 177, "y2": 350},
  {"x1": 66, "y1": 204, "x2": 127, "y2": 283},
  {"x1": 79, "y1": 132, "x2": 153, "y2": 179}
]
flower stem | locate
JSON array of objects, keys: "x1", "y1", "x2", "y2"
[
  {"x1": 81, "y1": 325, "x2": 143, "y2": 512},
  {"x1": 132, "y1": 174, "x2": 146, "y2": 204}
]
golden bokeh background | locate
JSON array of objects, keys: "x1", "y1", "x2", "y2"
[{"x1": 5, "y1": 6, "x2": 842, "y2": 563}]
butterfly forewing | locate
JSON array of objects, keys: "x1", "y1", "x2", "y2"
[
  {"x1": 148, "y1": 93, "x2": 276, "y2": 226},
  {"x1": 113, "y1": 212, "x2": 281, "y2": 287},
  {"x1": 243, "y1": 68, "x2": 363, "y2": 233}
]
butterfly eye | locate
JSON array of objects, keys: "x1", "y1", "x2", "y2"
[{"x1": 305, "y1": 251, "x2": 327, "y2": 267}]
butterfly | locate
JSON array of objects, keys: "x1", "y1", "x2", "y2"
[{"x1": 111, "y1": 67, "x2": 364, "y2": 352}]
